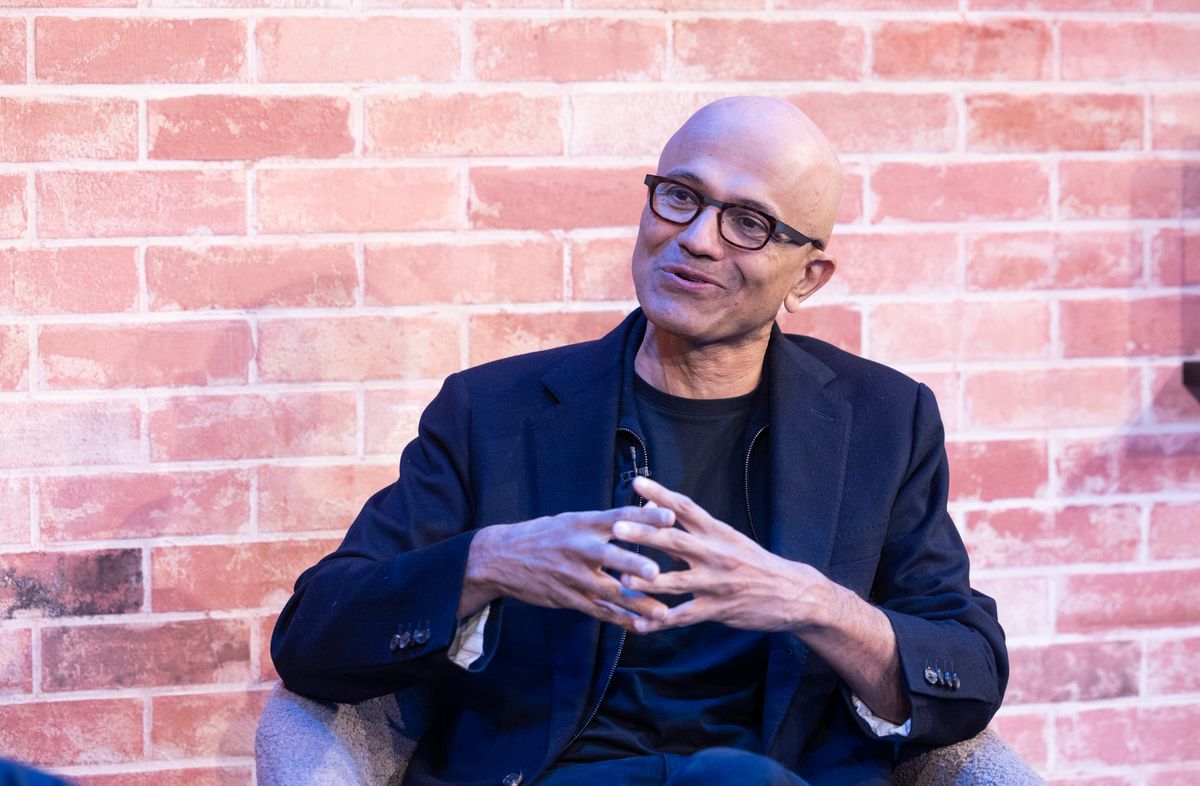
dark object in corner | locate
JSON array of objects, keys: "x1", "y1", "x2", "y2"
[{"x1": 1185, "y1": 361, "x2": 1200, "y2": 403}]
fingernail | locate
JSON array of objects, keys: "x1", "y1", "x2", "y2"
[
  {"x1": 641, "y1": 564, "x2": 657, "y2": 580},
  {"x1": 613, "y1": 521, "x2": 631, "y2": 537}
]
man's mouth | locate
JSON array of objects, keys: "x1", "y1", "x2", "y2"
[{"x1": 663, "y1": 265, "x2": 720, "y2": 287}]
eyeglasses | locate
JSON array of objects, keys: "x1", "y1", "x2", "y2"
[{"x1": 643, "y1": 175, "x2": 824, "y2": 252}]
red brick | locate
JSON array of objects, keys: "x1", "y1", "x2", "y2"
[
  {"x1": 870, "y1": 301, "x2": 1049, "y2": 363},
  {"x1": 0, "y1": 246, "x2": 138, "y2": 314},
  {"x1": 0, "y1": 324, "x2": 28, "y2": 391},
  {"x1": 1152, "y1": 93, "x2": 1200, "y2": 150},
  {"x1": 39, "y1": 320, "x2": 254, "y2": 389},
  {"x1": 967, "y1": 505, "x2": 1139, "y2": 569},
  {"x1": 776, "y1": 0, "x2": 955, "y2": 6},
  {"x1": 575, "y1": 0, "x2": 762, "y2": 7},
  {"x1": 1059, "y1": 434, "x2": 1200, "y2": 496},
  {"x1": 0, "y1": 476, "x2": 30, "y2": 545},
  {"x1": 0, "y1": 19, "x2": 23, "y2": 83},
  {"x1": 150, "y1": 95, "x2": 352, "y2": 161},
  {"x1": 967, "y1": 93, "x2": 1142, "y2": 153},
  {"x1": 1049, "y1": 777, "x2": 1136, "y2": 786},
  {"x1": 40, "y1": 471, "x2": 251, "y2": 542},
  {"x1": 967, "y1": 231, "x2": 1142, "y2": 291},
  {"x1": 819, "y1": 233, "x2": 956, "y2": 298},
  {"x1": 366, "y1": 240, "x2": 562, "y2": 305},
  {"x1": 971, "y1": 0, "x2": 1143, "y2": 7},
  {"x1": 872, "y1": 162, "x2": 1049, "y2": 223},
  {"x1": 1061, "y1": 296, "x2": 1200, "y2": 358},
  {"x1": 152, "y1": 689, "x2": 271, "y2": 758},
  {"x1": 0, "y1": 400, "x2": 140, "y2": 468},
  {"x1": 469, "y1": 311, "x2": 625, "y2": 366},
  {"x1": 1062, "y1": 21, "x2": 1200, "y2": 80},
  {"x1": 0, "y1": 699, "x2": 142, "y2": 766},
  {"x1": 674, "y1": 20, "x2": 861, "y2": 81},
  {"x1": 147, "y1": 244, "x2": 356, "y2": 311},
  {"x1": 149, "y1": 392, "x2": 355, "y2": 462},
  {"x1": 258, "y1": 316, "x2": 461, "y2": 383},
  {"x1": 964, "y1": 368, "x2": 1138, "y2": 430},
  {"x1": 1151, "y1": 229, "x2": 1200, "y2": 287},
  {"x1": 795, "y1": 92, "x2": 956, "y2": 153},
  {"x1": 1057, "y1": 705, "x2": 1200, "y2": 767},
  {"x1": 0, "y1": 97, "x2": 137, "y2": 162},
  {"x1": 43, "y1": 619, "x2": 250, "y2": 690},
  {"x1": 947, "y1": 439, "x2": 1048, "y2": 502},
  {"x1": 1149, "y1": 769, "x2": 1200, "y2": 786},
  {"x1": 373, "y1": 0, "x2": 559, "y2": 5},
  {"x1": 257, "y1": 17, "x2": 458, "y2": 82},
  {"x1": 0, "y1": 628, "x2": 32, "y2": 694},
  {"x1": 1007, "y1": 640, "x2": 1139, "y2": 704},
  {"x1": 872, "y1": 20, "x2": 1051, "y2": 80},
  {"x1": 470, "y1": 166, "x2": 643, "y2": 230},
  {"x1": 258, "y1": 614, "x2": 279, "y2": 682},
  {"x1": 0, "y1": 174, "x2": 26, "y2": 238},
  {"x1": 990, "y1": 713, "x2": 1048, "y2": 770},
  {"x1": 839, "y1": 168, "x2": 864, "y2": 225},
  {"x1": 259, "y1": 463, "x2": 395, "y2": 533},
  {"x1": 1147, "y1": 636, "x2": 1200, "y2": 696},
  {"x1": 1149, "y1": 502, "x2": 1200, "y2": 560},
  {"x1": 1148, "y1": 364, "x2": 1200, "y2": 425},
  {"x1": 367, "y1": 92, "x2": 563, "y2": 157},
  {"x1": 1059, "y1": 569, "x2": 1200, "y2": 632},
  {"x1": 37, "y1": 169, "x2": 246, "y2": 238},
  {"x1": 1060, "y1": 160, "x2": 1200, "y2": 220},
  {"x1": 0, "y1": 549, "x2": 141, "y2": 618},
  {"x1": 569, "y1": 91, "x2": 725, "y2": 157},
  {"x1": 76, "y1": 767, "x2": 254, "y2": 786},
  {"x1": 969, "y1": 576, "x2": 1053, "y2": 638},
  {"x1": 772, "y1": 305, "x2": 864, "y2": 355},
  {"x1": 256, "y1": 166, "x2": 462, "y2": 233},
  {"x1": 363, "y1": 385, "x2": 441, "y2": 455},
  {"x1": 475, "y1": 18, "x2": 664, "y2": 81},
  {"x1": 152, "y1": 539, "x2": 336, "y2": 612},
  {"x1": 570, "y1": 236, "x2": 636, "y2": 302},
  {"x1": 36, "y1": 18, "x2": 245, "y2": 83}
]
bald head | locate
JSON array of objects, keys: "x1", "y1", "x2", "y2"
[{"x1": 660, "y1": 96, "x2": 843, "y2": 242}]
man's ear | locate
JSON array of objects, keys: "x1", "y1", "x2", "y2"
[{"x1": 782, "y1": 256, "x2": 836, "y2": 313}]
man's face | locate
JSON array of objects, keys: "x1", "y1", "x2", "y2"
[{"x1": 631, "y1": 119, "x2": 831, "y2": 348}]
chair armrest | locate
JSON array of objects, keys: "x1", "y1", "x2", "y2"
[
  {"x1": 893, "y1": 728, "x2": 1045, "y2": 786},
  {"x1": 255, "y1": 683, "x2": 429, "y2": 786}
]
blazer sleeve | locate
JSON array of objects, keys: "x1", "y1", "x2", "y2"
[
  {"x1": 270, "y1": 371, "x2": 505, "y2": 703},
  {"x1": 855, "y1": 383, "x2": 1009, "y2": 747}
]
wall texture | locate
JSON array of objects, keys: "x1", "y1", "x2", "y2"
[{"x1": 0, "y1": 1, "x2": 1197, "y2": 784}]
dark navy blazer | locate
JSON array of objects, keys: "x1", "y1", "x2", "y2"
[{"x1": 272, "y1": 310, "x2": 1008, "y2": 786}]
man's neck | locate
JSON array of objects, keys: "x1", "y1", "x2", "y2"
[{"x1": 634, "y1": 322, "x2": 769, "y2": 399}]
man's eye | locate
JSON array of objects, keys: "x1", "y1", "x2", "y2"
[
  {"x1": 664, "y1": 187, "x2": 698, "y2": 205},
  {"x1": 732, "y1": 213, "x2": 769, "y2": 234}
]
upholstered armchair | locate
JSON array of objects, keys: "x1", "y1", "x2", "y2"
[{"x1": 256, "y1": 683, "x2": 1045, "y2": 786}]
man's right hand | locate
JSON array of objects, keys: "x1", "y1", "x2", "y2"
[{"x1": 457, "y1": 506, "x2": 676, "y2": 630}]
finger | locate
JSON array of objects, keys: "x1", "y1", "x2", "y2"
[
  {"x1": 586, "y1": 505, "x2": 674, "y2": 529},
  {"x1": 611, "y1": 521, "x2": 697, "y2": 560},
  {"x1": 596, "y1": 590, "x2": 670, "y2": 623},
  {"x1": 638, "y1": 599, "x2": 708, "y2": 632},
  {"x1": 586, "y1": 571, "x2": 670, "y2": 619},
  {"x1": 620, "y1": 567, "x2": 700, "y2": 596},
  {"x1": 631, "y1": 477, "x2": 717, "y2": 534},
  {"x1": 597, "y1": 542, "x2": 660, "y2": 580}
]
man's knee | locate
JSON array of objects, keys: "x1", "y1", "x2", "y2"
[{"x1": 666, "y1": 748, "x2": 810, "y2": 786}]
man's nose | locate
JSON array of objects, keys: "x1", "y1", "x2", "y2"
[{"x1": 676, "y1": 205, "x2": 725, "y2": 259}]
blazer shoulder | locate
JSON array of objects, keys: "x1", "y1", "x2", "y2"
[{"x1": 784, "y1": 333, "x2": 922, "y2": 397}]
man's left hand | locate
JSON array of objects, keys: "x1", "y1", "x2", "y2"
[{"x1": 614, "y1": 476, "x2": 836, "y2": 635}]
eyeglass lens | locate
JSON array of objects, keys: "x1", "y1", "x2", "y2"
[{"x1": 649, "y1": 181, "x2": 773, "y2": 250}]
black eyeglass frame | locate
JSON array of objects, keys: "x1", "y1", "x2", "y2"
[{"x1": 643, "y1": 174, "x2": 825, "y2": 252}]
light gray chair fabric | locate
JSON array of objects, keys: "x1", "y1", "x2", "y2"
[{"x1": 256, "y1": 683, "x2": 1045, "y2": 786}]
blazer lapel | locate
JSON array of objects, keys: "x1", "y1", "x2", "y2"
[{"x1": 760, "y1": 330, "x2": 853, "y2": 750}]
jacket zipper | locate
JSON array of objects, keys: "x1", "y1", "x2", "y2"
[
  {"x1": 559, "y1": 427, "x2": 649, "y2": 755},
  {"x1": 743, "y1": 425, "x2": 767, "y2": 545}
]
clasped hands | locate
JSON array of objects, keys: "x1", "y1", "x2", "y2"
[{"x1": 465, "y1": 475, "x2": 834, "y2": 636}]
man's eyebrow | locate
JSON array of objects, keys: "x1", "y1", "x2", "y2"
[{"x1": 664, "y1": 170, "x2": 779, "y2": 217}]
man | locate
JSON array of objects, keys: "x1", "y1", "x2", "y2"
[{"x1": 272, "y1": 96, "x2": 1007, "y2": 785}]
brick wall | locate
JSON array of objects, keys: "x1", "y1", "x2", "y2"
[{"x1": 0, "y1": 2, "x2": 1196, "y2": 784}]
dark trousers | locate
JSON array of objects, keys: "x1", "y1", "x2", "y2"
[{"x1": 535, "y1": 748, "x2": 810, "y2": 786}]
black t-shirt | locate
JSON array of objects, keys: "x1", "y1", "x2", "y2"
[{"x1": 558, "y1": 374, "x2": 769, "y2": 763}]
